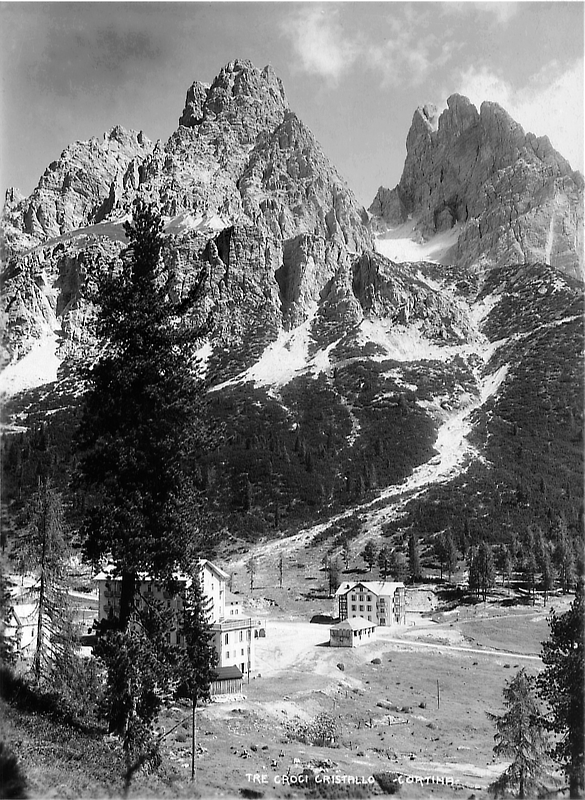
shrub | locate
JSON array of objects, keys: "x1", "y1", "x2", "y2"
[
  {"x1": 284, "y1": 712, "x2": 339, "y2": 747},
  {"x1": 0, "y1": 742, "x2": 27, "y2": 799}
]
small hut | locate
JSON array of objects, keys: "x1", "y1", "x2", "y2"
[
  {"x1": 210, "y1": 665, "x2": 243, "y2": 696},
  {"x1": 330, "y1": 616, "x2": 376, "y2": 648}
]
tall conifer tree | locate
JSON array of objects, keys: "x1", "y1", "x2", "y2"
[
  {"x1": 538, "y1": 580, "x2": 584, "y2": 797},
  {"x1": 74, "y1": 200, "x2": 216, "y2": 749},
  {"x1": 488, "y1": 668, "x2": 550, "y2": 798},
  {"x1": 15, "y1": 479, "x2": 77, "y2": 687},
  {"x1": 408, "y1": 533, "x2": 422, "y2": 582},
  {"x1": 75, "y1": 199, "x2": 212, "y2": 627}
]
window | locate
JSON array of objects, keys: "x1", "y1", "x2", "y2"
[
  {"x1": 241, "y1": 649, "x2": 244, "y2": 656},
  {"x1": 224, "y1": 633, "x2": 229, "y2": 645},
  {"x1": 368, "y1": 616, "x2": 371, "y2": 621},
  {"x1": 239, "y1": 631, "x2": 243, "y2": 642},
  {"x1": 359, "y1": 594, "x2": 364, "y2": 602},
  {"x1": 226, "y1": 651, "x2": 229, "y2": 659},
  {"x1": 247, "y1": 630, "x2": 251, "y2": 640},
  {"x1": 367, "y1": 595, "x2": 371, "y2": 602},
  {"x1": 380, "y1": 618, "x2": 386, "y2": 624},
  {"x1": 367, "y1": 605, "x2": 372, "y2": 612},
  {"x1": 351, "y1": 605, "x2": 356, "y2": 611},
  {"x1": 351, "y1": 595, "x2": 356, "y2": 601},
  {"x1": 359, "y1": 605, "x2": 364, "y2": 612}
]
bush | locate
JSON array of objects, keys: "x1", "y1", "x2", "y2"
[
  {"x1": 0, "y1": 742, "x2": 27, "y2": 799},
  {"x1": 372, "y1": 772, "x2": 400, "y2": 794},
  {"x1": 284, "y1": 712, "x2": 339, "y2": 747},
  {"x1": 0, "y1": 663, "x2": 103, "y2": 733}
]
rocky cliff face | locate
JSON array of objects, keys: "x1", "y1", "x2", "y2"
[
  {"x1": 1, "y1": 127, "x2": 153, "y2": 258},
  {"x1": 370, "y1": 94, "x2": 584, "y2": 280}
]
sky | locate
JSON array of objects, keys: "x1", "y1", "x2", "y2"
[{"x1": 0, "y1": 1, "x2": 583, "y2": 209}]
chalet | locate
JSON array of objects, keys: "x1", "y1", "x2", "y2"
[
  {"x1": 94, "y1": 559, "x2": 265, "y2": 679},
  {"x1": 330, "y1": 617, "x2": 376, "y2": 647},
  {"x1": 335, "y1": 581, "x2": 406, "y2": 626},
  {"x1": 3, "y1": 603, "x2": 37, "y2": 658},
  {"x1": 210, "y1": 665, "x2": 243, "y2": 697}
]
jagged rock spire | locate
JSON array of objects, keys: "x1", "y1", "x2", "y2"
[{"x1": 370, "y1": 94, "x2": 583, "y2": 280}]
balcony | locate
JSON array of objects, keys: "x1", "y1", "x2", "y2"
[{"x1": 212, "y1": 617, "x2": 264, "y2": 632}]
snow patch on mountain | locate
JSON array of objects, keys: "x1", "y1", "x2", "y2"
[
  {"x1": 374, "y1": 222, "x2": 461, "y2": 264},
  {"x1": 383, "y1": 369, "x2": 418, "y2": 391},
  {"x1": 406, "y1": 363, "x2": 508, "y2": 492},
  {"x1": 357, "y1": 319, "x2": 476, "y2": 363},
  {"x1": 194, "y1": 341, "x2": 213, "y2": 378},
  {"x1": 212, "y1": 308, "x2": 317, "y2": 391},
  {"x1": 164, "y1": 212, "x2": 231, "y2": 235},
  {"x1": 1, "y1": 331, "x2": 61, "y2": 399}
]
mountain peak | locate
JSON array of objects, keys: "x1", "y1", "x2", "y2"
[
  {"x1": 371, "y1": 93, "x2": 584, "y2": 280},
  {"x1": 439, "y1": 94, "x2": 480, "y2": 135},
  {"x1": 178, "y1": 60, "x2": 288, "y2": 145}
]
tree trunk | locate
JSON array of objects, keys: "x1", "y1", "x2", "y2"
[
  {"x1": 118, "y1": 571, "x2": 137, "y2": 631},
  {"x1": 33, "y1": 494, "x2": 48, "y2": 683},
  {"x1": 33, "y1": 571, "x2": 45, "y2": 683},
  {"x1": 569, "y1": 733, "x2": 583, "y2": 798}
]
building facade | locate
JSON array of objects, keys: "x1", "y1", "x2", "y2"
[
  {"x1": 335, "y1": 581, "x2": 406, "y2": 626},
  {"x1": 94, "y1": 559, "x2": 264, "y2": 676}
]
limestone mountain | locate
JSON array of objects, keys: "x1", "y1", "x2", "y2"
[
  {"x1": 1, "y1": 60, "x2": 371, "y2": 370},
  {"x1": 1, "y1": 61, "x2": 582, "y2": 564},
  {"x1": 2, "y1": 126, "x2": 154, "y2": 258},
  {"x1": 369, "y1": 94, "x2": 584, "y2": 281}
]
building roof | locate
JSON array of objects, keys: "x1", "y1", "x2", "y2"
[
  {"x1": 331, "y1": 616, "x2": 376, "y2": 631},
  {"x1": 200, "y1": 559, "x2": 230, "y2": 581},
  {"x1": 94, "y1": 559, "x2": 230, "y2": 584},
  {"x1": 212, "y1": 665, "x2": 243, "y2": 680},
  {"x1": 335, "y1": 580, "x2": 405, "y2": 596}
]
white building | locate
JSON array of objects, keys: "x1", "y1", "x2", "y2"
[
  {"x1": 335, "y1": 581, "x2": 406, "y2": 626},
  {"x1": 94, "y1": 560, "x2": 264, "y2": 677},
  {"x1": 4, "y1": 603, "x2": 37, "y2": 658},
  {"x1": 330, "y1": 617, "x2": 376, "y2": 648}
]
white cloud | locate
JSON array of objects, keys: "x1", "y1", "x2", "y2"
[
  {"x1": 453, "y1": 60, "x2": 584, "y2": 171},
  {"x1": 441, "y1": 2, "x2": 520, "y2": 26},
  {"x1": 282, "y1": 5, "x2": 457, "y2": 88},
  {"x1": 473, "y1": 2, "x2": 519, "y2": 25},
  {"x1": 367, "y1": 33, "x2": 433, "y2": 87},
  {"x1": 281, "y1": 6, "x2": 359, "y2": 83}
]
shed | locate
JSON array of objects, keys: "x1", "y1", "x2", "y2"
[
  {"x1": 330, "y1": 616, "x2": 376, "y2": 648},
  {"x1": 210, "y1": 665, "x2": 243, "y2": 696}
]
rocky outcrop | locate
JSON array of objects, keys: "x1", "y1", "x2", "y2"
[
  {"x1": 178, "y1": 81, "x2": 210, "y2": 128},
  {"x1": 2, "y1": 128, "x2": 153, "y2": 258},
  {"x1": 370, "y1": 94, "x2": 584, "y2": 280},
  {"x1": 352, "y1": 252, "x2": 471, "y2": 342},
  {"x1": 0, "y1": 236, "x2": 123, "y2": 368},
  {"x1": 240, "y1": 111, "x2": 370, "y2": 252}
]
